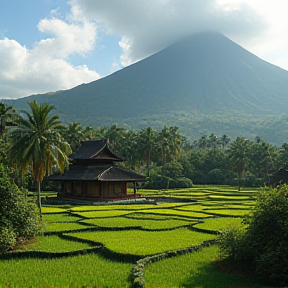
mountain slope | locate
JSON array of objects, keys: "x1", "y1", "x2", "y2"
[{"x1": 5, "y1": 32, "x2": 288, "y2": 145}]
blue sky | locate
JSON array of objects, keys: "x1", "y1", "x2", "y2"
[
  {"x1": 0, "y1": 0, "x2": 122, "y2": 76},
  {"x1": 1, "y1": 0, "x2": 288, "y2": 99}
]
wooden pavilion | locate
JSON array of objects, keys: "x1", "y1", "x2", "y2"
[{"x1": 47, "y1": 139, "x2": 146, "y2": 200}]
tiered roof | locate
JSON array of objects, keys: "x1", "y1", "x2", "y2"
[
  {"x1": 70, "y1": 139, "x2": 123, "y2": 162},
  {"x1": 48, "y1": 139, "x2": 146, "y2": 182}
]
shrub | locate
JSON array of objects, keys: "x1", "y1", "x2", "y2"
[
  {"x1": 0, "y1": 165, "x2": 41, "y2": 252},
  {"x1": 217, "y1": 227, "x2": 245, "y2": 261},
  {"x1": 145, "y1": 161, "x2": 193, "y2": 189},
  {"x1": 206, "y1": 169, "x2": 225, "y2": 184},
  {"x1": 217, "y1": 185, "x2": 288, "y2": 285},
  {"x1": 0, "y1": 226, "x2": 16, "y2": 252},
  {"x1": 255, "y1": 241, "x2": 288, "y2": 285},
  {"x1": 169, "y1": 177, "x2": 193, "y2": 188}
]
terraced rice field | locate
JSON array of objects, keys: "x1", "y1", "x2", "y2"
[{"x1": 0, "y1": 185, "x2": 265, "y2": 288}]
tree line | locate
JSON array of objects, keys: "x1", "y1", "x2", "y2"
[
  {"x1": 59, "y1": 119, "x2": 287, "y2": 190},
  {"x1": 1, "y1": 101, "x2": 287, "y2": 195}
]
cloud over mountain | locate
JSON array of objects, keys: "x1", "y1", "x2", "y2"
[{"x1": 70, "y1": 0, "x2": 268, "y2": 66}]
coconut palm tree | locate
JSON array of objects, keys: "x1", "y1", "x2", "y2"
[
  {"x1": 158, "y1": 126, "x2": 183, "y2": 165},
  {"x1": 63, "y1": 122, "x2": 85, "y2": 152},
  {"x1": 0, "y1": 103, "x2": 13, "y2": 137},
  {"x1": 9, "y1": 101, "x2": 71, "y2": 214},
  {"x1": 228, "y1": 137, "x2": 250, "y2": 190},
  {"x1": 138, "y1": 127, "x2": 157, "y2": 177}
]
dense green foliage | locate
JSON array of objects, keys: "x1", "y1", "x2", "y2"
[
  {"x1": 218, "y1": 185, "x2": 288, "y2": 286},
  {"x1": 0, "y1": 103, "x2": 14, "y2": 137},
  {"x1": 0, "y1": 165, "x2": 40, "y2": 252},
  {"x1": 50, "y1": 120, "x2": 287, "y2": 190}
]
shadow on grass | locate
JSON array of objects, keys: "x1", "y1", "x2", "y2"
[{"x1": 181, "y1": 262, "x2": 264, "y2": 288}]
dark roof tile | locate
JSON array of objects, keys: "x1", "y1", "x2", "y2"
[
  {"x1": 47, "y1": 165, "x2": 146, "y2": 182},
  {"x1": 69, "y1": 139, "x2": 123, "y2": 161}
]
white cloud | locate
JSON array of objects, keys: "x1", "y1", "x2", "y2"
[
  {"x1": 36, "y1": 18, "x2": 96, "y2": 58},
  {"x1": 0, "y1": 18, "x2": 99, "y2": 99},
  {"x1": 69, "y1": 0, "x2": 288, "y2": 70}
]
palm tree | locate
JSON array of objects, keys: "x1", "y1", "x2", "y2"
[
  {"x1": 0, "y1": 103, "x2": 13, "y2": 137},
  {"x1": 158, "y1": 126, "x2": 183, "y2": 165},
  {"x1": 198, "y1": 134, "x2": 208, "y2": 150},
  {"x1": 9, "y1": 101, "x2": 71, "y2": 214},
  {"x1": 104, "y1": 124, "x2": 125, "y2": 154},
  {"x1": 63, "y1": 122, "x2": 85, "y2": 152},
  {"x1": 219, "y1": 134, "x2": 231, "y2": 150},
  {"x1": 138, "y1": 127, "x2": 157, "y2": 177},
  {"x1": 228, "y1": 137, "x2": 250, "y2": 190},
  {"x1": 208, "y1": 133, "x2": 218, "y2": 150}
]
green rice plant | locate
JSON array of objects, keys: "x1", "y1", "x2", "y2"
[
  {"x1": 70, "y1": 205, "x2": 142, "y2": 212},
  {"x1": 81, "y1": 217, "x2": 194, "y2": 230},
  {"x1": 0, "y1": 253, "x2": 131, "y2": 288},
  {"x1": 208, "y1": 195, "x2": 252, "y2": 201},
  {"x1": 139, "y1": 209, "x2": 213, "y2": 219},
  {"x1": 72, "y1": 209, "x2": 133, "y2": 218},
  {"x1": 204, "y1": 209, "x2": 251, "y2": 217},
  {"x1": 194, "y1": 217, "x2": 244, "y2": 232},
  {"x1": 173, "y1": 204, "x2": 207, "y2": 212},
  {"x1": 42, "y1": 206, "x2": 69, "y2": 214},
  {"x1": 144, "y1": 245, "x2": 262, "y2": 288},
  {"x1": 42, "y1": 213, "x2": 82, "y2": 223},
  {"x1": 211, "y1": 191, "x2": 257, "y2": 197},
  {"x1": 125, "y1": 212, "x2": 170, "y2": 220},
  {"x1": 201, "y1": 200, "x2": 256, "y2": 207},
  {"x1": 70, "y1": 203, "x2": 179, "y2": 212},
  {"x1": 200, "y1": 201, "x2": 226, "y2": 207},
  {"x1": 68, "y1": 228, "x2": 215, "y2": 256},
  {"x1": 70, "y1": 205, "x2": 138, "y2": 212},
  {"x1": 212, "y1": 204, "x2": 254, "y2": 210},
  {"x1": 170, "y1": 192, "x2": 211, "y2": 196},
  {"x1": 124, "y1": 212, "x2": 190, "y2": 221},
  {"x1": 167, "y1": 195, "x2": 209, "y2": 200},
  {"x1": 44, "y1": 222, "x2": 93, "y2": 232},
  {"x1": 146, "y1": 203, "x2": 190, "y2": 209},
  {"x1": 20, "y1": 235, "x2": 92, "y2": 252},
  {"x1": 136, "y1": 188, "x2": 159, "y2": 195}
]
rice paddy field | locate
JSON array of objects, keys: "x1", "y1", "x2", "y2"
[{"x1": 0, "y1": 185, "x2": 268, "y2": 288}]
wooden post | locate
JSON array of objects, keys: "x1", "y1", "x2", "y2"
[{"x1": 133, "y1": 182, "x2": 137, "y2": 197}]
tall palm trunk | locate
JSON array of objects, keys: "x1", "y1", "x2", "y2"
[
  {"x1": 37, "y1": 180, "x2": 42, "y2": 216},
  {"x1": 147, "y1": 150, "x2": 151, "y2": 178}
]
